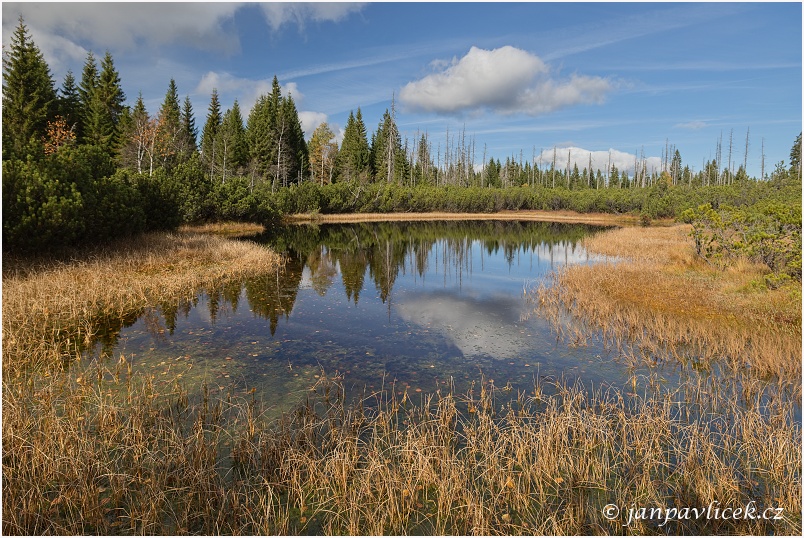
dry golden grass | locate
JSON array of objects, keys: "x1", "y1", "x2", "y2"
[
  {"x1": 179, "y1": 221, "x2": 266, "y2": 236},
  {"x1": 2, "y1": 231, "x2": 281, "y2": 376},
  {"x1": 536, "y1": 224, "x2": 802, "y2": 382},
  {"x1": 4, "y1": 370, "x2": 799, "y2": 535},
  {"x1": 285, "y1": 210, "x2": 648, "y2": 227}
]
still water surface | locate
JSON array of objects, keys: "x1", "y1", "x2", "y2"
[{"x1": 92, "y1": 220, "x2": 662, "y2": 417}]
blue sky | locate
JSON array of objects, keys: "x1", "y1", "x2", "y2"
[{"x1": 3, "y1": 2, "x2": 801, "y2": 177}]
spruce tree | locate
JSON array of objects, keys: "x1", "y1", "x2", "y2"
[
  {"x1": 78, "y1": 51, "x2": 99, "y2": 143},
  {"x1": 281, "y1": 93, "x2": 308, "y2": 184},
  {"x1": 337, "y1": 108, "x2": 370, "y2": 182},
  {"x1": 2, "y1": 16, "x2": 57, "y2": 159},
  {"x1": 246, "y1": 93, "x2": 277, "y2": 182},
  {"x1": 246, "y1": 77, "x2": 309, "y2": 187},
  {"x1": 214, "y1": 100, "x2": 247, "y2": 182},
  {"x1": 57, "y1": 70, "x2": 81, "y2": 134},
  {"x1": 98, "y1": 52, "x2": 126, "y2": 127},
  {"x1": 156, "y1": 78, "x2": 186, "y2": 168},
  {"x1": 200, "y1": 89, "x2": 222, "y2": 176},
  {"x1": 370, "y1": 106, "x2": 405, "y2": 183},
  {"x1": 181, "y1": 95, "x2": 198, "y2": 152},
  {"x1": 84, "y1": 51, "x2": 126, "y2": 152}
]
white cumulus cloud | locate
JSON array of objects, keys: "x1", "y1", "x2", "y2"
[
  {"x1": 535, "y1": 147, "x2": 662, "y2": 176},
  {"x1": 400, "y1": 46, "x2": 613, "y2": 116},
  {"x1": 298, "y1": 111, "x2": 329, "y2": 140}
]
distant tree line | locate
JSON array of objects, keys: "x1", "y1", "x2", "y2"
[{"x1": 3, "y1": 17, "x2": 802, "y2": 255}]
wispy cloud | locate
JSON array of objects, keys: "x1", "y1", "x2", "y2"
[
  {"x1": 675, "y1": 120, "x2": 709, "y2": 130},
  {"x1": 609, "y1": 61, "x2": 801, "y2": 72},
  {"x1": 399, "y1": 46, "x2": 613, "y2": 116},
  {"x1": 258, "y1": 3, "x2": 366, "y2": 32},
  {"x1": 542, "y1": 3, "x2": 748, "y2": 61}
]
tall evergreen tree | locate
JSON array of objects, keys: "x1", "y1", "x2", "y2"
[
  {"x1": 98, "y1": 52, "x2": 126, "y2": 126},
  {"x1": 155, "y1": 78, "x2": 182, "y2": 168},
  {"x1": 57, "y1": 70, "x2": 81, "y2": 134},
  {"x1": 181, "y1": 95, "x2": 198, "y2": 152},
  {"x1": 414, "y1": 132, "x2": 434, "y2": 185},
  {"x1": 370, "y1": 105, "x2": 406, "y2": 183},
  {"x1": 280, "y1": 93, "x2": 308, "y2": 184},
  {"x1": 337, "y1": 108, "x2": 370, "y2": 182},
  {"x1": 83, "y1": 51, "x2": 126, "y2": 152},
  {"x1": 77, "y1": 51, "x2": 99, "y2": 143},
  {"x1": 246, "y1": 93, "x2": 277, "y2": 182},
  {"x1": 214, "y1": 100, "x2": 247, "y2": 182},
  {"x1": 2, "y1": 16, "x2": 57, "y2": 159},
  {"x1": 200, "y1": 88, "x2": 222, "y2": 176},
  {"x1": 246, "y1": 76, "x2": 288, "y2": 185}
]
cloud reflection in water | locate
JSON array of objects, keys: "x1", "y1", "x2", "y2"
[{"x1": 395, "y1": 290, "x2": 536, "y2": 360}]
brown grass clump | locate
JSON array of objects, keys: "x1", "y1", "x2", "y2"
[
  {"x1": 179, "y1": 221, "x2": 266, "y2": 237},
  {"x1": 2, "y1": 231, "x2": 281, "y2": 376},
  {"x1": 536, "y1": 224, "x2": 802, "y2": 383}
]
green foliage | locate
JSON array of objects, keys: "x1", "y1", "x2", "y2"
[
  {"x1": 2, "y1": 18, "x2": 801, "y2": 265},
  {"x1": 215, "y1": 100, "x2": 248, "y2": 181},
  {"x1": 274, "y1": 181, "x2": 322, "y2": 214},
  {"x1": 133, "y1": 168, "x2": 182, "y2": 231},
  {"x1": 181, "y1": 95, "x2": 198, "y2": 152},
  {"x1": 57, "y1": 70, "x2": 81, "y2": 133},
  {"x1": 2, "y1": 157, "x2": 85, "y2": 250},
  {"x1": 83, "y1": 51, "x2": 126, "y2": 154},
  {"x1": 171, "y1": 155, "x2": 216, "y2": 224},
  {"x1": 2, "y1": 17, "x2": 57, "y2": 160},
  {"x1": 370, "y1": 106, "x2": 408, "y2": 184},
  {"x1": 337, "y1": 108, "x2": 370, "y2": 182},
  {"x1": 2, "y1": 145, "x2": 143, "y2": 251},
  {"x1": 213, "y1": 176, "x2": 279, "y2": 225},
  {"x1": 201, "y1": 88, "x2": 222, "y2": 176},
  {"x1": 681, "y1": 198, "x2": 802, "y2": 279}
]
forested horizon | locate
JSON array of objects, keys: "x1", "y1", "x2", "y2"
[{"x1": 3, "y1": 17, "x2": 802, "y2": 254}]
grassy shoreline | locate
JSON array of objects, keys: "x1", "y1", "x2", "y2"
[
  {"x1": 535, "y1": 224, "x2": 802, "y2": 383},
  {"x1": 284, "y1": 209, "x2": 654, "y2": 227},
  {"x1": 2, "y1": 231, "x2": 281, "y2": 375},
  {"x1": 2, "y1": 220, "x2": 801, "y2": 535}
]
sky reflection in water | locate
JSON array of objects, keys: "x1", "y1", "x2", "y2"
[{"x1": 99, "y1": 221, "x2": 653, "y2": 417}]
